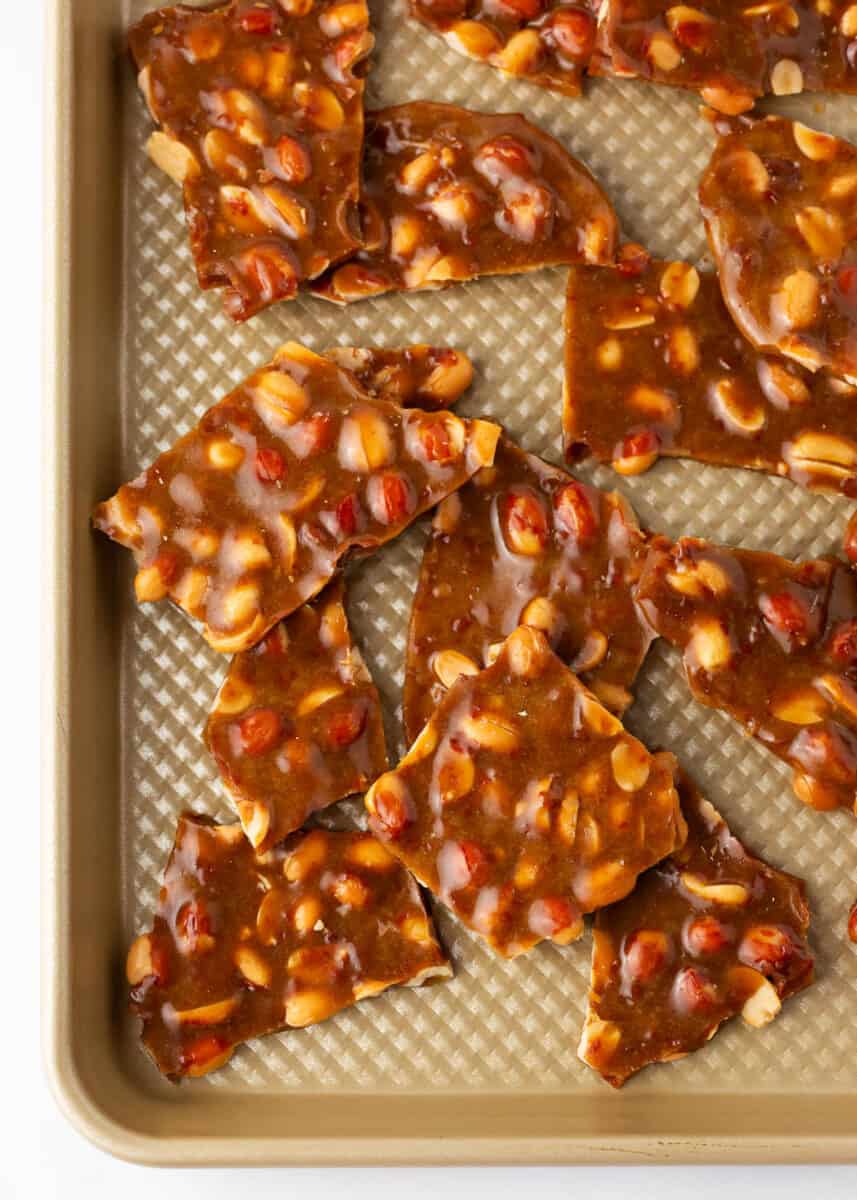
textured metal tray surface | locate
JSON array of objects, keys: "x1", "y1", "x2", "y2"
[
  {"x1": 48, "y1": 0, "x2": 857, "y2": 1162},
  {"x1": 119, "y1": 0, "x2": 857, "y2": 1097}
]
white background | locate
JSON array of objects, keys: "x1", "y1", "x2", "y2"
[{"x1": 10, "y1": 0, "x2": 856, "y2": 1195}]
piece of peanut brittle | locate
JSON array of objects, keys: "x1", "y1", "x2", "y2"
[
  {"x1": 311, "y1": 101, "x2": 617, "y2": 303},
  {"x1": 637, "y1": 536, "x2": 857, "y2": 815},
  {"x1": 700, "y1": 114, "x2": 857, "y2": 384},
  {"x1": 129, "y1": 0, "x2": 373, "y2": 320},
  {"x1": 127, "y1": 816, "x2": 451, "y2": 1079},
  {"x1": 205, "y1": 579, "x2": 388, "y2": 852},
  {"x1": 367, "y1": 627, "x2": 685, "y2": 957},
  {"x1": 403, "y1": 436, "x2": 654, "y2": 742},
  {"x1": 579, "y1": 776, "x2": 814, "y2": 1087},
  {"x1": 93, "y1": 341, "x2": 499, "y2": 653},
  {"x1": 410, "y1": 0, "x2": 597, "y2": 97},
  {"x1": 563, "y1": 250, "x2": 857, "y2": 494}
]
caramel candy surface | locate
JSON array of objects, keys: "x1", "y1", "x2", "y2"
[
  {"x1": 205, "y1": 579, "x2": 388, "y2": 852},
  {"x1": 368, "y1": 627, "x2": 686, "y2": 958},
  {"x1": 127, "y1": 816, "x2": 450, "y2": 1079},
  {"x1": 410, "y1": 0, "x2": 597, "y2": 96},
  {"x1": 580, "y1": 777, "x2": 814, "y2": 1087},
  {"x1": 592, "y1": 1, "x2": 857, "y2": 112},
  {"x1": 403, "y1": 436, "x2": 654, "y2": 741},
  {"x1": 312, "y1": 101, "x2": 618, "y2": 303},
  {"x1": 637, "y1": 536, "x2": 857, "y2": 815},
  {"x1": 563, "y1": 254, "x2": 857, "y2": 495},
  {"x1": 129, "y1": 0, "x2": 373, "y2": 320},
  {"x1": 700, "y1": 114, "x2": 857, "y2": 383},
  {"x1": 93, "y1": 342, "x2": 500, "y2": 653}
]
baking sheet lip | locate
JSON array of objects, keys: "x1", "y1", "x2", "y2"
[{"x1": 44, "y1": 0, "x2": 857, "y2": 1166}]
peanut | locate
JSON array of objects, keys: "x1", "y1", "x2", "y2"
[
  {"x1": 687, "y1": 618, "x2": 732, "y2": 671},
  {"x1": 495, "y1": 29, "x2": 542, "y2": 75},
  {"x1": 680, "y1": 873, "x2": 750, "y2": 905},
  {"x1": 284, "y1": 830, "x2": 329, "y2": 882},
  {"x1": 432, "y1": 649, "x2": 480, "y2": 690},
  {"x1": 795, "y1": 207, "x2": 845, "y2": 261},
  {"x1": 285, "y1": 989, "x2": 340, "y2": 1028},
  {"x1": 293, "y1": 81, "x2": 345, "y2": 130},
  {"x1": 175, "y1": 996, "x2": 238, "y2": 1025},
  {"x1": 774, "y1": 268, "x2": 821, "y2": 331},
  {"x1": 659, "y1": 262, "x2": 700, "y2": 309},
  {"x1": 793, "y1": 122, "x2": 838, "y2": 161},
  {"x1": 771, "y1": 58, "x2": 803, "y2": 93},
  {"x1": 458, "y1": 711, "x2": 520, "y2": 753},
  {"x1": 146, "y1": 131, "x2": 200, "y2": 186},
  {"x1": 234, "y1": 945, "x2": 272, "y2": 989},
  {"x1": 448, "y1": 19, "x2": 503, "y2": 60},
  {"x1": 610, "y1": 738, "x2": 651, "y2": 792}
]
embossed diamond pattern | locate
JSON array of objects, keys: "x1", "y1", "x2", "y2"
[{"x1": 120, "y1": 0, "x2": 857, "y2": 1093}]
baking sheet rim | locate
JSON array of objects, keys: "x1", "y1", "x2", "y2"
[{"x1": 42, "y1": 0, "x2": 857, "y2": 1165}]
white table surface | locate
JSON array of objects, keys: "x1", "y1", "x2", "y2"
[{"x1": 15, "y1": 2, "x2": 856, "y2": 1195}]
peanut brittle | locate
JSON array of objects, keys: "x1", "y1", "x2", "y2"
[
  {"x1": 636, "y1": 536, "x2": 857, "y2": 815},
  {"x1": 205, "y1": 579, "x2": 387, "y2": 852},
  {"x1": 128, "y1": 0, "x2": 373, "y2": 321},
  {"x1": 126, "y1": 816, "x2": 451, "y2": 1080},
  {"x1": 367, "y1": 627, "x2": 686, "y2": 957},
  {"x1": 403, "y1": 437, "x2": 654, "y2": 742},
  {"x1": 579, "y1": 777, "x2": 814, "y2": 1088},
  {"x1": 590, "y1": 0, "x2": 764, "y2": 112},
  {"x1": 325, "y1": 345, "x2": 474, "y2": 409},
  {"x1": 700, "y1": 114, "x2": 857, "y2": 383},
  {"x1": 563, "y1": 251, "x2": 857, "y2": 494},
  {"x1": 311, "y1": 102, "x2": 618, "y2": 304},
  {"x1": 93, "y1": 342, "x2": 500, "y2": 653},
  {"x1": 591, "y1": 1, "x2": 857, "y2": 113},
  {"x1": 410, "y1": 1, "x2": 598, "y2": 97}
]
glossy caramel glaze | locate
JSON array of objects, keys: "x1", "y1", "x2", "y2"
[
  {"x1": 93, "y1": 342, "x2": 500, "y2": 654},
  {"x1": 367, "y1": 627, "x2": 685, "y2": 957},
  {"x1": 592, "y1": 0, "x2": 857, "y2": 112},
  {"x1": 563, "y1": 252, "x2": 857, "y2": 494},
  {"x1": 637, "y1": 536, "x2": 857, "y2": 815},
  {"x1": 205, "y1": 579, "x2": 388, "y2": 852},
  {"x1": 311, "y1": 101, "x2": 618, "y2": 303},
  {"x1": 700, "y1": 113, "x2": 857, "y2": 382},
  {"x1": 579, "y1": 776, "x2": 814, "y2": 1087},
  {"x1": 410, "y1": 0, "x2": 597, "y2": 96},
  {"x1": 129, "y1": 0, "x2": 372, "y2": 320},
  {"x1": 126, "y1": 816, "x2": 451, "y2": 1080},
  {"x1": 403, "y1": 436, "x2": 654, "y2": 741}
]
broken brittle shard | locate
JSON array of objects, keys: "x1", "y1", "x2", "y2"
[
  {"x1": 129, "y1": 0, "x2": 373, "y2": 320},
  {"x1": 579, "y1": 776, "x2": 814, "y2": 1087},
  {"x1": 205, "y1": 578, "x2": 388, "y2": 852},
  {"x1": 311, "y1": 101, "x2": 618, "y2": 303},
  {"x1": 127, "y1": 816, "x2": 451, "y2": 1080},
  {"x1": 93, "y1": 341, "x2": 499, "y2": 653}
]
